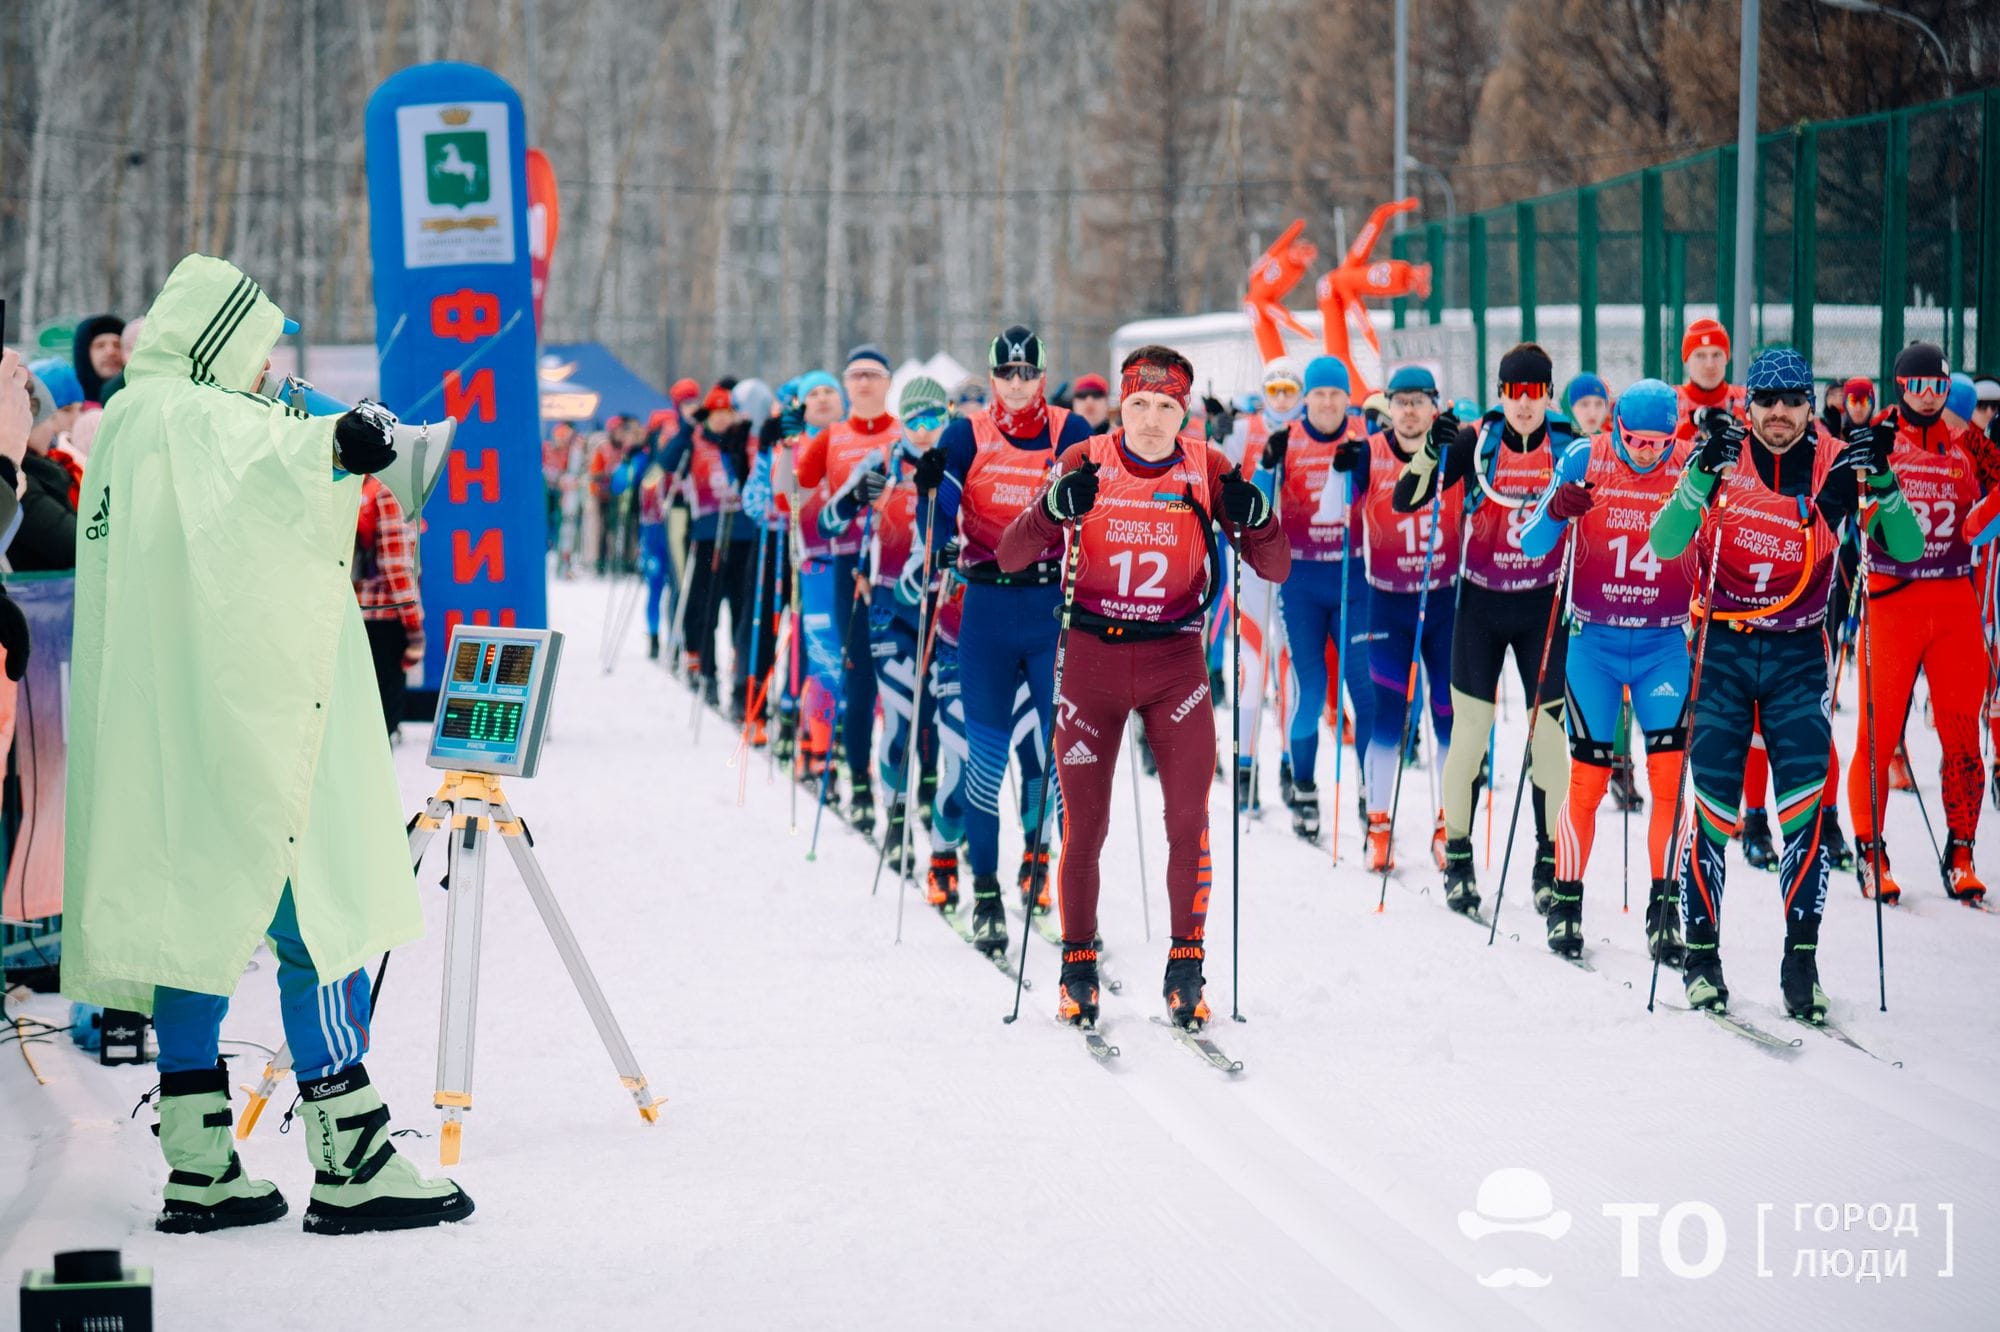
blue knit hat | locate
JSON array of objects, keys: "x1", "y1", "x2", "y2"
[
  {"x1": 1614, "y1": 379, "x2": 1678, "y2": 436},
  {"x1": 1385, "y1": 364, "x2": 1437, "y2": 396},
  {"x1": 795, "y1": 368, "x2": 847, "y2": 412},
  {"x1": 29, "y1": 358, "x2": 83, "y2": 409},
  {"x1": 1947, "y1": 372, "x2": 1977, "y2": 421},
  {"x1": 1302, "y1": 356, "x2": 1350, "y2": 395},
  {"x1": 1745, "y1": 345, "x2": 1814, "y2": 397},
  {"x1": 1563, "y1": 372, "x2": 1609, "y2": 413},
  {"x1": 845, "y1": 343, "x2": 890, "y2": 371}
]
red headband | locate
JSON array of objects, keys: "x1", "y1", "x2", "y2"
[{"x1": 1121, "y1": 358, "x2": 1192, "y2": 408}]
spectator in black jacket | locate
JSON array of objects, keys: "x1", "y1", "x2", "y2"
[{"x1": 72, "y1": 313, "x2": 126, "y2": 406}]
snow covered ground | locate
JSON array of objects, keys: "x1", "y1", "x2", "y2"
[{"x1": 4, "y1": 571, "x2": 1997, "y2": 1330}]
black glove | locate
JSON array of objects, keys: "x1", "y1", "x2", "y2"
[
  {"x1": 1201, "y1": 395, "x2": 1227, "y2": 420},
  {"x1": 1694, "y1": 409, "x2": 1746, "y2": 475},
  {"x1": 1425, "y1": 410, "x2": 1459, "y2": 463},
  {"x1": 1331, "y1": 437, "x2": 1367, "y2": 472},
  {"x1": 850, "y1": 463, "x2": 889, "y2": 506},
  {"x1": 720, "y1": 420, "x2": 753, "y2": 476},
  {"x1": 1261, "y1": 425, "x2": 1290, "y2": 471},
  {"x1": 1044, "y1": 458, "x2": 1101, "y2": 522},
  {"x1": 1219, "y1": 465, "x2": 1271, "y2": 530},
  {"x1": 911, "y1": 446, "x2": 948, "y2": 495},
  {"x1": 0, "y1": 591, "x2": 28, "y2": 682},
  {"x1": 1846, "y1": 409, "x2": 1896, "y2": 476},
  {"x1": 333, "y1": 401, "x2": 397, "y2": 475},
  {"x1": 758, "y1": 416, "x2": 784, "y2": 449}
]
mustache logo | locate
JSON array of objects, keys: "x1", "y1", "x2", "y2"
[{"x1": 1476, "y1": 1268, "x2": 1553, "y2": 1289}]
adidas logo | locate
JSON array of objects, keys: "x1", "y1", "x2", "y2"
[
  {"x1": 1061, "y1": 740, "x2": 1097, "y2": 765},
  {"x1": 1649, "y1": 680, "x2": 1679, "y2": 698},
  {"x1": 85, "y1": 491, "x2": 111, "y2": 541}
]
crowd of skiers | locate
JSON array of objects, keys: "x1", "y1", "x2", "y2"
[{"x1": 579, "y1": 321, "x2": 1998, "y2": 1034}]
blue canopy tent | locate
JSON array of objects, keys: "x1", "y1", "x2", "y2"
[{"x1": 540, "y1": 342, "x2": 672, "y2": 426}]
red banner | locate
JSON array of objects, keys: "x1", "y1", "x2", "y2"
[{"x1": 525, "y1": 147, "x2": 560, "y2": 336}]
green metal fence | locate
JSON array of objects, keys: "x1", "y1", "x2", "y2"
[{"x1": 1388, "y1": 90, "x2": 2000, "y2": 400}]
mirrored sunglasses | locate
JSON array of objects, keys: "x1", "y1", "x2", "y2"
[
  {"x1": 992, "y1": 364, "x2": 1042, "y2": 382},
  {"x1": 1749, "y1": 389, "x2": 1810, "y2": 409},
  {"x1": 1897, "y1": 375, "x2": 1950, "y2": 397},
  {"x1": 1498, "y1": 381, "x2": 1550, "y2": 401}
]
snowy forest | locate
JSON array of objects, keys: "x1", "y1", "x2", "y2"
[{"x1": 4, "y1": 0, "x2": 1997, "y2": 382}]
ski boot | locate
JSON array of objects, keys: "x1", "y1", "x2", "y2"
[
  {"x1": 1019, "y1": 847, "x2": 1052, "y2": 915},
  {"x1": 1739, "y1": 808, "x2": 1779, "y2": 871},
  {"x1": 646, "y1": 632, "x2": 661, "y2": 661},
  {"x1": 1644, "y1": 878, "x2": 1685, "y2": 966},
  {"x1": 772, "y1": 710, "x2": 798, "y2": 765},
  {"x1": 297, "y1": 1065, "x2": 473, "y2": 1235},
  {"x1": 1057, "y1": 944, "x2": 1101, "y2": 1027},
  {"x1": 1431, "y1": 811, "x2": 1449, "y2": 871},
  {"x1": 926, "y1": 852, "x2": 961, "y2": 909},
  {"x1": 1545, "y1": 880, "x2": 1584, "y2": 958},
  {"x1": 1530, "y1": 839, "x2": 1558, "y2": 916},
  {"x1": 970, "y1": 875, "x2": 1009, "y2": 956},
  {"x1": 1888, "y1": 747, "x2": 1915, "y2": 792},
  {"x1": 1681, "y1": 948, "x2": 1729, "y2": 1013},
  {"x1": 1780, "y1": 939, "x2": 1828, "y2": 1024},
  {"x1": 1364, "y1": 812, "x2": 1394, "y2": 872},
  {"x1": 848, "y1": 775, "x2": 876, "y2": 839},
  {"x1": 1944, "y1": 837, "x2": 1986, "y2": 903},
  {"x1": 1442, "y1": 837, "x2": 1479, "y2": 915},
  {"x1": 1162, "y1": 938, "x2": 1211, "y2": 1030},
  {"x1": 1856, "y1": 839, "x2": 1900, "y2": 905},
  {"x1": 1291, "y1": 781, "x2": 1321, "y2": 844},
  {"x1": 701, "y1": 673, "x2": 721, "y2": 709},
  {"x1": 154, "y1": 1062, "x2": 288, "y2": 1234},
  {"x1": 1609, "y1": 753, "x2": 1644, "y2": 811},
  {"x1": 1820, "y1": 806, "x2": 1854, "y2": 872},
  {"x1": 1278, "y1": 756, "x2": 1297, "y2": 810},
  {"x1": 881, "y1": 799, "x2": 910, "y2": 872},
  {"x1": 1234, "y1": 762, "x2": 1258, "y2": 814}
]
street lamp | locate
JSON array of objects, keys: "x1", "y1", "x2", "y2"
[
  {"x1": 1403, "y1": 156, "x2": 1456, "y2": 224},
  {"x1": 1819, "y1": 0, "x2": 1952, "y2": 95}
]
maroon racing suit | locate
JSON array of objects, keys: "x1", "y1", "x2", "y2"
[{"x1": 997, "y1": 431, "x2": 1292, "y2": 944}]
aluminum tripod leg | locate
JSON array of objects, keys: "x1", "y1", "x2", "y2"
[
  {"x1": 238, "y1": 811, "x2": 446, "y2": 1140},
  {"x1": 433, "y1": 795, "x2": 495, "y2": 1165},
  {"x1": 493, "y1": 803, "x2": 661, "y2": 1127}
]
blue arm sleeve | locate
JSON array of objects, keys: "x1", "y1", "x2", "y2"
[
  {"x1": 659, "y1": 428, "x2": 691, "y2": 475},
  {"x1": 742, "y1": 451, "x2": 774, "y2": 528},
  {"x1": 1519, "y1": 439, "x2": 1591, "y2": 559},
  {"x1": 923, "y1": 417, "x2": 978, "y2": 539}
]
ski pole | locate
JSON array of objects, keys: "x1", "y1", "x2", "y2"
[
  {"x1": 1229, "y1": 532, "x2": 1246, "y2": 1022},
  {"x1": 1330, "y1": 460, "x2": 1352, "y2": 862},
  {"x1": 1243, "y1": 571, "x2": 1279, "y2": 837},
  {"x1": 1647, "y1": 507, "x2": 1728, "y2": 1013},
  {"x1": 691, "y1": 507, "x2": 736, "y2": 742},
  {"x1": 886, "y1": 488, "x2": 942, "y2": 907},
  {"x1": 893, "y1": 565, "x2": 948, "y2": 940},
  {"x1": 1128, "y1": 716, "x2": 1154, "y2": 941},
  {"x1": 1893, "y1": 722, "x2": 1947, "y2": 876},
  {"x1": 806, "y1": 694, "x2": 843, "y2": 862},
  {"x1": 1487, "y1": 526, "x2": 1575, "y2": 944},
  {"x1": 1005, "y1": 522, "x2": 1084, "y2": 1025},
  {"x1": 1376, "y1": 488, "x2": 1446, "y2": 911},
  {"x1": 1621, "y1": 700, "x2": 1632, "y2": 914},
  {"x1": 1857, "y1": 497, "x2": 1887, "y2": 1011}
]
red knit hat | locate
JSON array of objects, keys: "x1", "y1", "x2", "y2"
[
  {"x1": 701, "y1": 384, "x2": 734, "y2": 414},
  {"x1": 1841, "y1": 376, "x2": 1874, "y2": 402},
  {"x1": 1681, "y1": 318, "x2": 1729, "y2": 364},
  {"x1": 670, "y1": 377, "x2": 702, "y2": 404},
  {"x1": 1072, "y1": 373, "x2": 1110, "y2": 396}
]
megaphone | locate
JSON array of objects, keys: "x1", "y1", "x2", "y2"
[{"x1": 261, "y1": 374, "x2": 457, "y2": 518}]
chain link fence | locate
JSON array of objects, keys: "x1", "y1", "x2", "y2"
[{"x1": 1387, "y1": 91, "x2": 1998, "y2": 404}]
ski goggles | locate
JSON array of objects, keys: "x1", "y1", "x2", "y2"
[
  {"x1": 1497, "y1": 381, "x2": 1551, "y2": 401},
  {"x1": 1621, "y1": 428, "x2": 1674, "y2": 449},
  {"x1": 992, "y1": 363, "x2": 1043, "y2": 382},
  {"x1": 1897, "y1": 375, "x2": 1950, "y2": 397},
  {"x1": 1749, "y1": 389, "x2": 1811, "y2": 408},
  {"x1": 903, "y1": 409, "x2": 949, "y2": 434}
]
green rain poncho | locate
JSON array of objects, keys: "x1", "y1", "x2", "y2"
[{"x1": 62, "y1": 255, "x2": 422, "y2": 1011}]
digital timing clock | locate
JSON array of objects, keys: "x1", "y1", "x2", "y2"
[{"x1": 425, "y1": 626, "x2": 564, "y2": 777}]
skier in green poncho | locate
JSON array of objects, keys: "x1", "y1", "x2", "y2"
[{"x1": 63, "y1": 254, "x2": 472, "y2": 1235}]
